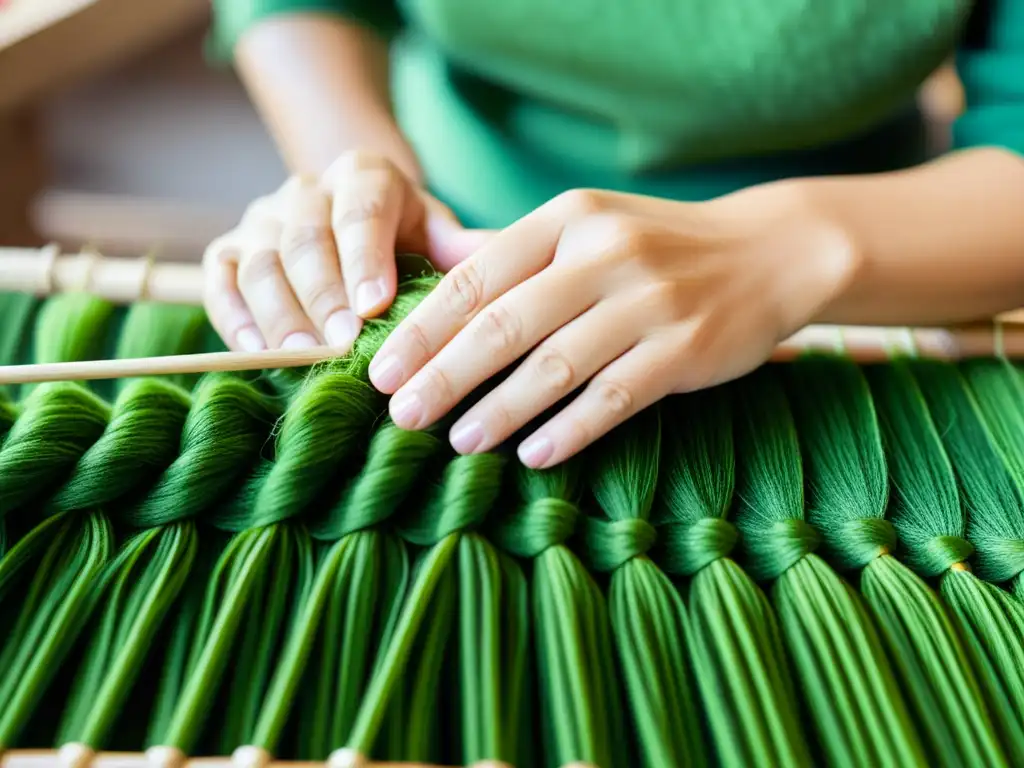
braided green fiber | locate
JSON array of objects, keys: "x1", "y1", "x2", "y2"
[
  {"x1": 342, "y1": 451, "x2": 530, "y2": 765},
  {"x1": 868, "y1": 360, "x2": 1024, "y2": 760},
  {"x1": 785, "y1": 355, "x2": 1005, "y2": 767},
  {"x1": 244, "y1": 421, "x2": 442, "y2": 759},
  {"x1": 0, "y1": 511, "x2": 113, "y2": 749},
  {"x1": 733, "y1": 367, "x2": 924, "y2": 768},
  {"x1": 584, "y1": 408, "x2": 706, "y2": 768},
  {"x1": 148, "y1": 524, "x2": 311, "y2": 755},
  {"x1": 655, "y1": 390, "x2": 809, "y2": 767},
  {"x1": 492, "y1": 460, "x2": 627, "y2": 768},
  {"x1": 958, "y1": 360, "x2": 1024, "y2": 592},
  {"x1": 56, "y1": 522, "x2": 197, "y2": 748}
]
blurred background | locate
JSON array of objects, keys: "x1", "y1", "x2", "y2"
[{"x1": 0, "y1": 0, "x2": 966, "y2": 262}]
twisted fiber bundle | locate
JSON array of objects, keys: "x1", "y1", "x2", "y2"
[{"x1": 5, "y1": 273, "x2": 1024, "y2": 767}]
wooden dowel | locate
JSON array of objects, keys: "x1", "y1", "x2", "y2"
[
  {"x1": 0, "y1": 247, "x2": 203, "y2": 305},
  {"x1": 0, "y1": 753, "x2": 443, "y2": 768},
  {"x1": 0, "y1": 346, "x2": 349, "y2": 385},
  {"x1": 0, "y1": 324, "x2": 1022, "y2": 386}
]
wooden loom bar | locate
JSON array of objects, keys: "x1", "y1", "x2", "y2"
[
  {"x1": 0, "y1": 751, "x2": 548, "y2": 767},
  {"x1": 0, "y1": 752, "x2": 442, "y2": 767},
  {"x1": 1, "y1": 247, "x2": 1024, "y2": 383}
]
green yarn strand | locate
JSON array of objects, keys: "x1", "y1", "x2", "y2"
[{"x1": 733, "y1": 367, "x2": 924, "y2": 768}]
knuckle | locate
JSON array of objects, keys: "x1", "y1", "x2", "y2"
[
  {"x1": 420, "y1": 364, "x2": 455, "y2": 404},
  {"x1": 279, "y1": 224, "x2": 330, "y2": 269},
  {"x1": 326, "y1": 150, "x2": 392, "y2": 178},
  {"x1": 333, "y1": 192, "x2": 389, "y2": 232},
  {"x1": 443, "y1": 262, "x2": 485, "y2": 317},
  {"x1": 203, "y1": 232, "x2": 242, "y2": 267},
  {"x1": 237, "y1": 248, "x2": 281, "y2": 287},
  {"x1": 485, "y1": 399, "x2": 515, "y2": 434},
  {"x1": 241, "y1": 195, "x2": 278, "y2": 225},
  {"x1": 403, "y1": 320, "x2": 432, "y2": 359},
  {"x1": 340, "y1": 243, "x2": 387, "y2": 274},
  {"x1": 302, "y1": 282, "x2": 348, "y2": 322},
  {"x1": 532, "y1": 345, "x2": 576, "y2": 393},
  {"x1": 641, "y1": 280, "x2": 686, "y2": 323},
  {"x1": 589, "y1": 377, "x2": 635, "y2": 418},
  {"x1": 607, "y1": 216, "x2": 655, "y2": 255},
  {"x1": 477, "y1": 304, "x2": 522, "y2": 353},
  {"x1": 553, "y1": 188, "x2": 606, "y2": 217}
]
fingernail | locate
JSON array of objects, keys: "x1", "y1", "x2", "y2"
[
  {"x1": 236, "y1": 327, "x2": 265, "y2": 352},
  {"x1": 369, "y1": 355, "x2": 403, "y2": 392},
  {"x1": 450, "y1": 420, "x2": 484, "y2": 454},
  {"x1": 355, "y1": 278, "x2": 388, "y2": 316},
  {"x1": 390, "y1": 390, "x2": 424, "y2": 428},
  {"x1": 324, "y1": 310, "x2": 362, "y2": 349},
  {"x1": 518, "y1": 435, "x2": 554, "y2": 468},
  {"x1": 281, "y1": 332, "x2": 319, "y2": 350}
]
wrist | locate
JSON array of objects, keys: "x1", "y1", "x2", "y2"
[{"x1": 710, "y1": 179, "x2": 864, "y2": 334}]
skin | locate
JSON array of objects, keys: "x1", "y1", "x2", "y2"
[{"x1": 206, "y1": 13, "x2": 1024, "y2": 469}]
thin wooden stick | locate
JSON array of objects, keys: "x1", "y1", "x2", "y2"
[
  {"x1": 0, "y1": 324, "x2": 1022, "y2": 386},
  {"x1": 0, "y1": 346, "x2": 348, "y2": 385},
  {"x1": 2, "y1": 247, "x2": 1024, "y2": 385}
]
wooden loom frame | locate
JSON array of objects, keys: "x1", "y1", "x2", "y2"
[{"x1": 2, "y1": 246, "x2": 1024, "y2": 386}]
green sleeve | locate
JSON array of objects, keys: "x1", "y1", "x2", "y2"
[
  {"x1": 208, "y1": 0, "x2": 402, "y2": 61},
  {"x1": 953, "y1": 0, "x2": 1024, "y2": 155}
]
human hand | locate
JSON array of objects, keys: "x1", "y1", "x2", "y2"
[
  {"x1": 203, "y1": 151, "x2": 480, "y2": 352},
  {"x1": 368, "y1": 186, "x2": 859, "y2": 468}
]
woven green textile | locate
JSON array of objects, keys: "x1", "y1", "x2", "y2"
[{"x1": 3, "y1": 276, "x2": 1024, "y2": 767}]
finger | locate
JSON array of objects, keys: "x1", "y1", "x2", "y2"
[
  {"x1": 327, "y1": 154, "x2": 407, "y2": 318},
  {"x1": 279, "y1": 179, "x2": 362, "y2": 349},
  {"x1": 368, "y1": 203, "x2": 568, "y2": 395},
  {"x1": 418, "y1": 194, "x2": 493, "y2": 271},
  {"x1": 385, "y1": 264, "x2": 600, "y2": 431},
  {"x1": 203, "y1": 235, "x2": 265, "y2": 352},
  {"x1": 516, "y1": 333, "x2": 685, "y2": 469},
  {"x1": 447, "y1": 292, "x2": 649, "y2": 454},
  {"x1": 236, "y1": 215, "x2": 319, "y2": 349}
]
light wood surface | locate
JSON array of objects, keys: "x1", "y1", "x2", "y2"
[{"x1": 0, "y1": 0, "x2": 208, "y2": 112}]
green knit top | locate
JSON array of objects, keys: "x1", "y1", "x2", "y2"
[{"x1": 211, "y1": 0, "x2": 1024, "y2": 228}]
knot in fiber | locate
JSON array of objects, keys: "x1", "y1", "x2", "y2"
[
  {"x1": 490, "y1": 498, "x2": 581, "y2": 558},
  {"x1": 583, "y1": 517, "x2": 658, "y2": 572},
  {"x1": 921, "y1": 535, "x2": 974, "y2": 576},
  {"x1": 122, "y1": 375, "x2": 280, "y2": 528},
  {"x1": 744, "y1": 518, "x2": 822, "y2": 582},
  {"x1": 0, "y1": 382, "x2": 110, "y2": 518},
  {"x1": 310, "y1": 425, "x2": 442, "y2": 541},
  {"x1": 50, "y1": 379, "x2": 191, "y2": 513},
  {"x1": 974, "y1": 538, "x2": 1024, "y2": 584},
  {"x1": 253, "y1": 372, "x2": 379, "y2": 525},
  {"x1": 656, "y1": 517, "x2": 738, "y2": 575},
  {"x1": 400, "y1": 453, "x2": 507, "y2": 546},
  {"x1": 832, "y1": 518, "x2": 898, "y2": 570}
]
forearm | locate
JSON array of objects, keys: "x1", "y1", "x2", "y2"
[
  {"x1": 234, "y1": 14, "x2": 420, "y2": 180},
  {"x1": 762, "y1": 148, "x2": 1024, "y2": 326}
]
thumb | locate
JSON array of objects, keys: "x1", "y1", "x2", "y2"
[{"x1": 426, "y1": 214, "x2": 495, "y2": 270}]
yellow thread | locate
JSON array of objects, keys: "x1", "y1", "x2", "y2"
[
  {"x1": 878, "y1": 545, "x2": 891, "y2": 557},
  {"x1": 137, "y1": 252, "x2": 156, "y2": 302},
  {"x1": 994, "y1": 319, "x2": 1007, "y2": 359},
  {"x1": 39, "y1": 242, "x2": 60, "y2": 295},
  {"x1": 950, "y1": 561, "x2": 970, "y2": 573}
]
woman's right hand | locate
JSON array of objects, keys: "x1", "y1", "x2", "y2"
[{"x1": 203, "y1": 151, "x2": 479, "y2": 352}]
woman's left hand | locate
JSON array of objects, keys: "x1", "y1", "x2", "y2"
[{"x1": 368, "y1": 185, "x2": 859, "y2": 468}]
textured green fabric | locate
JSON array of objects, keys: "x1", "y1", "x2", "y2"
[{"x1": 211, "y1": 0, "x2": 1021, "y2": 227}]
